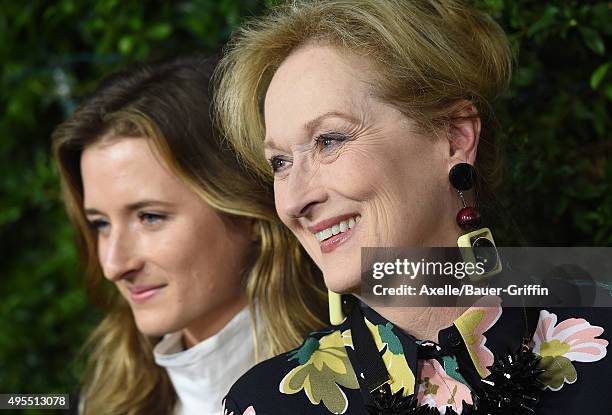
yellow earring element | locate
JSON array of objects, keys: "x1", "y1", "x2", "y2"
[
  {"x1": 328, "y1": 290, "x2": 344, "y2": 325},
  {"x1": 457, "y1": 227, "x2": 502, "y2": 282}
]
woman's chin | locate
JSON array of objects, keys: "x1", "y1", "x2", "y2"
[
  {"x1": 324, "y1": 272, "x2": 360, "y2": 295},
  {"x1": 133, "y1": 312, "x2": 178, "y2": 337}
]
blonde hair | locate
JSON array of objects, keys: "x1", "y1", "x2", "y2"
[
  {"x1": 214, "y1": 0, "x2": 513, "y2": 200},
  {"x1": 52, "y1": 56, "x2": 327, "y2": 415}
]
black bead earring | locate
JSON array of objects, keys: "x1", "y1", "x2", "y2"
[{"x1": 448, "y1": 163, "x2": 481, "y2": 231}]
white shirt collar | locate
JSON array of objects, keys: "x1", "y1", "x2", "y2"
[{"x1": 154, "y1": 306, "x2": 259, "y2": 415}]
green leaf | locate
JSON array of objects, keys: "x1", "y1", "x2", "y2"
[
  {"x1": 605, "y1": 84, "x2": 612, "y2": 101},
  {"x1": 118, "y1": 35, "x2": 134, "y2": 54},
  {"x1": 62, "y1": 0, "x2": 75, "y2": 14},
  {"x1": 147, "y1": 23, "x2": 172, "y2": 40},
  {"x1": 527, "y1": 6, "x2": 558, "y2": 37},
  {"x1": 591, "y1": 63, "x2": 610, "y2": 89},
  {"x1": 539, "y1": 355, "x2": 577, "y2": 390},
  {"x1": 378, "y1": 323, "x2": 403, "y2": 355},
  {"x1": 579, "y1": 27, "x2": 605, "y2": 55},
  {"x1": 0, "y1": 205, "x2": 21, "y2": 225}
]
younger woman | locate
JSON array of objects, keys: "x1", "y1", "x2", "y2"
[{"x1": 52, "y1": 56, "x2": 327, "y2": 414}]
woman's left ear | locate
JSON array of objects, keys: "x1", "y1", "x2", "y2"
[
  {"x1": 249, "y1": 219, "x2": 260, "y2": 242},
  {"x1": 446, "y1": 102, "x2": 481, "y2": 165}
]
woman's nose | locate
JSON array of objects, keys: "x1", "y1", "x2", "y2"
[
  {"x1": 99, "y1": 228, "x2": 144, "y2": 282},
  {"x1": 279, "y1": 159, "x2": 328, "y2": 220}
]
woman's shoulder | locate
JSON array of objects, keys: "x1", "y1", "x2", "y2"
[
  {"x1": 223, "y1": 345, "x2": 298, "y2": 408},
  {"x1": 223, "y1": 324, "x2": 360, "y2": 414}
]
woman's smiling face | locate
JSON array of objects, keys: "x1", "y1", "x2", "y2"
[
  {"x1": 264, "y1": 44, "x2": 463, "y2": 293},
  {"x1": 81, "y1": 137, "x2": 252, "y2": 339}
]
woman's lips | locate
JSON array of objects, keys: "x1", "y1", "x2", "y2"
[
  {"x1": 128, "y1": 285, "x2": 166, "y2": 304},
  {"x1": 319, "y1": 223, "x2": 355, "y2": 253},
  {"x1": 310, "y1": 214, "x2": 360, "y2": 254},
  {"x1": 308, "y1": 213, "x2": 359, "y2": 234}
]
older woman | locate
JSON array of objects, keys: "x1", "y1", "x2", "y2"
[
  {"x1": 215, "y1": 1, "x2": 610, "y2": 414},
  {"x1": 52, "y1": 56, "x2": 327, "y2": 415}
]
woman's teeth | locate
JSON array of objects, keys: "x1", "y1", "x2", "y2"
[{"x1": 315, "y1": 216, "x2": 360, "y2": 242}]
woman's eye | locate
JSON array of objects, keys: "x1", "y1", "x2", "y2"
[
  {"x1": 139, "y1": 212, "x2": 166, "y2": 225},
  {"x1": 268, "y1": 156, "x2": 291, "y2": 173},
  {"x1": 88, "y1": 219, "x2": 110, "y2": 232},
  {"x1": 315, "y1": 132, "x2": 349, "y2": 150}
]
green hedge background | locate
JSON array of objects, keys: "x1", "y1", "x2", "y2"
[{"x1": 0, "y1": 1, "x2": 610, "y2": 413}]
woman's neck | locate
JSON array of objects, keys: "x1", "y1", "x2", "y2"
[
  {"x1": 369, "y1": 305, "x2": 469, "y2": 343},
  {"x1": 182, "y1": 293, "x2": 249, "y2": 348},
  {"x1": 366, "y1": 215, "x2": 471, "y2": 341}
]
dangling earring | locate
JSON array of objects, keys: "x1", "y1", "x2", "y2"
[
  {"x1": 449, "y1": 163, "x2": 502, "y2": 281},
  {"x1": 328, "y1": 290, "x2": 344, "y2": 325}
]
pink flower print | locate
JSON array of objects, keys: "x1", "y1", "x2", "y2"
[
  {"x1": 222, "y1": 400, "x2": 256, "y2": 415},
  {"x1": 416, "y1": 359, "x2": 473, "y2": 414},
  {"x1": 454, "y1": 296, "x2": 502, "y2": 377},
  {"x1": 533, "y1": 310, "x2": 608, "y2": 391}
]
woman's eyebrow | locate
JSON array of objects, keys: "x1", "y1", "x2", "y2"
[
  {"x1": 84, "y1": 208, "x2": 104, "y2": 216},
  {"x1": 303, "y1": 111, "x2": 359, "y2": 135},
  {"x1": 124, "y1": 200, "x2": 176, "y2": 211},
  {"x1": 84, "y1": 200, "x2": 175, "y2": 216},
  {"x1": 263, "y1": 138, "x2": 282, "y2": 152},
  {"x1": 264, "y1": 110, "x2": 359, "y2": 151}
]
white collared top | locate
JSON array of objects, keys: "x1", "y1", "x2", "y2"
[{"x1": 154, "y1": 306, "x2": 260, "y2": 415}]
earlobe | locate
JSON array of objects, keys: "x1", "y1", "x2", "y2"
[
  {"x1": 447, "y1": 102, "x2": 481, "y2": 165},
  {"x1": 249, "y1": 219, "x2": 261, "y2": 242}
]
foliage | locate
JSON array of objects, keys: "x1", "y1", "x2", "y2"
[
  {"x1": 0, "y1": 1, "x2": 263, "y2": 413},
  {"x1": 0, "y1": 1, "x2": 609, "y2": 413},
  {"x1": 473, "y1": 0, "x2": 612, "y2": 245}
]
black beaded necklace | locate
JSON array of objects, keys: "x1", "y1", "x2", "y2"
[{"x1": 350, "y1": 306, "x2": 544, "y2": 415}]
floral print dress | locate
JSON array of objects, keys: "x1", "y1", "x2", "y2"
[{"x1": 223, "y1": 298, "x2": 610, "y2": 414}]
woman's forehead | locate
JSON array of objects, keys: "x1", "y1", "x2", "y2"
[{"x1": 264, "y1": 44, "x2": 378, "y2": 137}]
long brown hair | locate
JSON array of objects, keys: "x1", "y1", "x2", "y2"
[{"x1": 52, "y1": 55, "x2": 327, "y2": 415}]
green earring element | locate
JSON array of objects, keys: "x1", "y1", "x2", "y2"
[{"x1": 328, "y1": 290, "x2": 344, "y2": 325}]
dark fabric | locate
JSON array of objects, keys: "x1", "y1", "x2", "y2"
[
  {"x1": 349, "y1": 305, "x2": 389, "y2": 394},
  {"x1": 222, "y1": 302, "x2": 612, "y2": 415}
]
